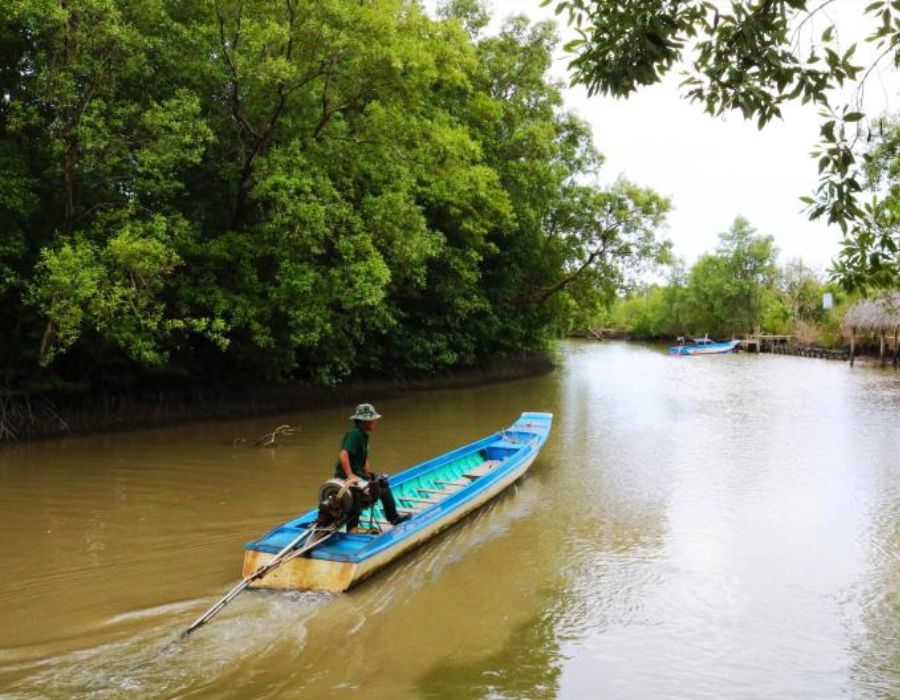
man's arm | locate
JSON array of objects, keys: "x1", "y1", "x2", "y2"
[
  {"x1": 364, "y1": 458, "x2": 373, "y2": 477},
  {"x1": 339, "y1": 450, "x2": 358, "y2": 482}
]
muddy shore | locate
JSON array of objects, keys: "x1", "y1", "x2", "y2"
[{"x1": 0, "y1": 352, "x2": 555, "y2": 444}]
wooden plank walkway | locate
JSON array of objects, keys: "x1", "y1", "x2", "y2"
[{"x1": 740, "y1": 335, "x2": 792, "y2": 352}]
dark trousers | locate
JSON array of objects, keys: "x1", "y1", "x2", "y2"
[{"x1": 346, "y1": 486, "x2": 401, "y2": 529}]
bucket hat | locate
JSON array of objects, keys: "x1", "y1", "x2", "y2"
[{"x1": 350, "y1": 403, "x2": 381, "y2": 421}]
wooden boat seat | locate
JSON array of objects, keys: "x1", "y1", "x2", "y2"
[
  {"x1": 434, "y1": 478, "x2": 468, "y2": 488},
  {"x1": 398, "y1": 495, "x2": 441, "y2": 505},
  {"x1": 418, "y1": 487, "x2": 458, "y2": 496},
  {"x1": 462, "y1": 460, "x2": 499, "y2": 480}
]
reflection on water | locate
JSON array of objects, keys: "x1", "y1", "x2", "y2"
[
  {"x1": 1, "y1": 341, "x2": 899, "y2": 698},
  {"x1": 418, "y1": 602, "x2": 564, "y2": 700},
  {"x1": 848, "y1": 487, "x2": 900, "y2": 699}
]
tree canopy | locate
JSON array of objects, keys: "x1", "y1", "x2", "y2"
[
  {"x1": 547, "y1": 0, "x2": 900, "y2": 291},
  {"x1": 686, "y1": 217, "x2": 777, "y2": 336},
  {"x1": 604, "y1": 216, "x2": 849, "y2": 343},
  {"x1": 0, "y1": 0, "x2": 670, "y2": 394}
]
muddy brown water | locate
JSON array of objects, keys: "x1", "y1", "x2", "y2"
[{"x1": 1, "y1": 341, "x2": 898, "y2": 699}]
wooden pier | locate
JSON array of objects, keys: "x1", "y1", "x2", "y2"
[
  {"x1": 739, "y1": 334, "x2": 849, "y2": 361},
  {"x1": 739, "y1": 335, "x2": 792, "y2": 353}
]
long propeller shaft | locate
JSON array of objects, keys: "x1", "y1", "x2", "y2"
[{"x1": 182, "y1": 525, "x2": 336, "y2": 637}]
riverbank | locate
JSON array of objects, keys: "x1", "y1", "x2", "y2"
[
  {"x1": 0, "y1": 352, "x2": 555, "y2": 444},
  {"x1": 570, "y1": 332, "x2": 900, "y2": 365}
]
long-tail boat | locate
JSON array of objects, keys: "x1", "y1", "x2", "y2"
[
  {"x1": 669, "y1": 335, "x2": 740, "y2": 356},
  {"x1": 242, "y1": 412, "x2": 553, "y2": 593}
]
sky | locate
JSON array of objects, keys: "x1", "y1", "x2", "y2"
[{"x1": 422, "y1": 0, "x2": 900, "y2": 274}]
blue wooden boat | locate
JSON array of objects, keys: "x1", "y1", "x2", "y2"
[
  {"x1": 668, "y1": 336, "x2": 740, "y2": 356},
  {"x1": 242, "y1": 412, "x2": 553, "y2": 592}
]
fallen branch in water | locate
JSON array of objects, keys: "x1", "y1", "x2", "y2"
[{"x1": 252, "y1": 424, "x2": 297, "y2": 448}]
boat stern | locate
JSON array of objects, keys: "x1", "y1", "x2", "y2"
[{"x1": 243, "y1": 549, "x2": 358, "y2": 593}]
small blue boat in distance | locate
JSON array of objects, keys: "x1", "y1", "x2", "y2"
[
  {"x1": 668, "y1": 335, "x2": 740, "y2": 356},
  {"x1": 242, "y1": 411, "x2": 553, "y2": 592}
]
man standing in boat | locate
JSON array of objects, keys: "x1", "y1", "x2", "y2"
[{"x1": 335, "y1": 403, "x2": 410, "y2": 530}]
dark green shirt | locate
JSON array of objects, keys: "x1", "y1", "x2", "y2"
[{"x1": 333, "y1": 424, "x2": 369, "y2": 479}]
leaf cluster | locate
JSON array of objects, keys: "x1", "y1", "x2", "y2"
[
  {"x1": 549, "y1": 0, "x2": 900, "y2": 291},
  {"x1": 607, "y1": 217, "x2": 786, "y2": 338},
  {"x1": 0, "y1": 0, "x2": 671, "y2": 392}
]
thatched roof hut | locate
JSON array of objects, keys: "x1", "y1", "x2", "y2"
[
  {"x1": 842, "y1": 292, "x2": 900, "y2": 366},
  {"x1": 842, "y1": 292, "x2": 900, "y2": 331}
]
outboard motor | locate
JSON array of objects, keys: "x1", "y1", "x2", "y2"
[
  {"x1": 315, "y1": 475, "x2": 390, "y2": 528},
  {"x1": 316, "y1": 479, "x2": 355, "y2": 527}
]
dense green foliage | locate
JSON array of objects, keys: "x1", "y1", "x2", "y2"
[
  {"x1": 602, "y1": 217, "x2": 850, "y2": 344},
  {"x1": 547, "y1": 0, "x2": 900, "y2": 290},
  {"x1": 840, "y1": 115, "x2": 900, "y2": 290},
  {"x1": 0, "y1": 0, "x2": 670, "y2": 392}
]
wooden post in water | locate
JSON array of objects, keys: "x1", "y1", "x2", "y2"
[
  {"x1": 880, "y1": 329, "x2": 887, "y2": 367},
  {"x1": 894, "y1": 328, "x2": 899, "y2": 368},
  {"x1": 850, "y1": 327, "x2": 856, "y2": 367}
]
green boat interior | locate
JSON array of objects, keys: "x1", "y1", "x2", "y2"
[
  {"x1": 254, "y1": 449, "x2": 505, "y2": 556},
  {"x1": 364, "y1": 449, "x2": 498, "y2": 526}
]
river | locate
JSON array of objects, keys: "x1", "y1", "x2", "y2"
[{"x1": 1, "y1": 341, "x2": 898, "y2": 699}]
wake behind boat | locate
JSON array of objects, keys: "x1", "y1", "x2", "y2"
[
  {"x1": 669, "y1": 336, "x2": 740, "y2": 356},
  {"x1": 241, "y1": 411, "x2": 553, "y2": 593}
]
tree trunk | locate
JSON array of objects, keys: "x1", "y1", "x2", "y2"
[
  {"x1": 894, "y1": 329, "x2": 898, "y2": 368},
  {"x1": 62, "y1": 1, "x2": 80, "y2": 234}
]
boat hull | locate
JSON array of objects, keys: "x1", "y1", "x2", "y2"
[
  {"x1": 243, "y1": 453, "x2": 537, "y2": 592},
  {"x1": 669, "y1": 340, "x2": 740, "y2": 355},
  {"x1": 242, "y1": 549, "x2": 357, "y2": 592}
]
